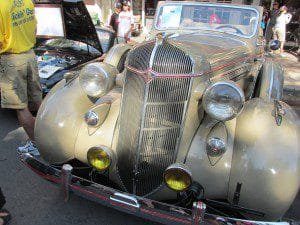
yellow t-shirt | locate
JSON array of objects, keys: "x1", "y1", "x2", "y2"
[{"x1": 0, "y1": 0, "x2": 36, "y2": 54}]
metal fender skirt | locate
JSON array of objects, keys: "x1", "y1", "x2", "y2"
[{"x1": 20, "y1": 153, "x2": 295, "y2": 225}]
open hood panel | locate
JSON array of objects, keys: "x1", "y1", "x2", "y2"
[{"x1": 34, "y1": 0, "x2": 102, "y2": 53}]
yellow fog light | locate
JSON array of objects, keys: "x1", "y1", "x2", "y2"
[
  {"x1": 87, "y1": 146, "x2": 111, "y2": 171},
  {"x1": 163, "y1": 163, "x2": 192, "y2": 192}
]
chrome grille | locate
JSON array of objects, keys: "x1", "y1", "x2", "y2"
[
  {"x1": 117, "y1": 40, "x2": 193, "y2": 196},
  {"x1": 116, "y1": 71, "x2": 145, "y2": 193},
  {"x1": 136, "y1": 77, "x2": 191, "y2": 195},
  {"x1": 127, "y1": 42, "x2": 154, "y2": 71},
  {"x1": 152, "y1": 41, "x2": 193, "y2": 74}
]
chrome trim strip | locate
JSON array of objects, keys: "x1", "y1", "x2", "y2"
[
  {"x1": 110, "y1": 192, "x2": 141, "y2": 208},
  {"x1": 133, "y1": 79, "x2": 150, "y2": 195}
]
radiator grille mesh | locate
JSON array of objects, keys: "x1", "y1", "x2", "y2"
[{"x1": 116, "y1": 41, "x2": 193, "y2": 196}]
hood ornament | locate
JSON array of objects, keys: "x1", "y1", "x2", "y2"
[
  {"x1": 155, "y1": 32, "x2": 167, "y2": 45},
  {"x1": 155, "y1": 32, "x2": 175, "y2": 45}
]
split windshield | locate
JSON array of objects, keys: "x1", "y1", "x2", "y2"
[{"x1": 156, "y1": 4, "x2": 259, "y2": 37}]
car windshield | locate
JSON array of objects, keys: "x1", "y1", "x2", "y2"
[{"x1": 156, "y1": 4, "x2": 259, "y2": 37}]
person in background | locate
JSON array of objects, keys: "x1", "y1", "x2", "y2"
[
  {"x1": 117, "y1": 0, "x2": 134, "y2": 43},
  {"x1": 265, "y1": 1, "x2": 280, "y2": 48},
  {"x1": 0, "y1": 188, "x2": 10, "y2": 225},
  {"x1": 85, "y1": 0, "x2": 102, "y2": 25},
  {"x1": 209, "y1": 13, "x2": 221, "y2": 25},
  {"x1": 109, "y1": 2, "x2": 122, "y2": 39},
  {"x1": 0, "y1": 0, "x2": 42, "y2": 155},
  {"x1": 261, "y1": 7, "x2": 269, "y2": 35},
  {"x1": 273, "y1": 6, "x2": 292, "y2": 55}
]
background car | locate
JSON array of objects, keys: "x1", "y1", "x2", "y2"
[
  {"x1": 22, "y1": 1, "x2": 299, "y2": 225},
  {"x1": 34, "y1": 0, "x2": 115, "y2": 95}
]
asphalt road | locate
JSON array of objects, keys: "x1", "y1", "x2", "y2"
[
  {"x1": 0, "y1": 108, "x2": 162, "y2": 225},
  {"x1": 0, "y1": 107, "x2": 299, "y2": 225}
]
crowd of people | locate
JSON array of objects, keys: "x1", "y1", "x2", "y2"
[
  {"x1": 109, "y1": 0, "x2": 134, "y2": 43},
  {"x1": 85, "y1": 0, "x2": 134, "y2": 43},
  {"x1": 263, "y1": 1, "x2": 292, "y2": 54}
]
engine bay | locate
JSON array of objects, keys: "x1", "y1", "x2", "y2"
[
  {"x1": 34, "y1": 39, "x2": 101, "y2": 93},
  {"x1": 35, "y1": 49, "x2": 96, "y2": 79}
]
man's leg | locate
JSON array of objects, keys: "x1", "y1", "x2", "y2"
[
  {"x1": 27, "y1": 50, "x2": 42, "y2": 115},
  {"x1": 0, "y1": 188, "x2": 10, "y2": 225},
  {"x1": 0, "y1": 188, "x2": 5, "y2": 210},
  {"x1": 278, "y1": 30, "x2": 285, "y2": 54},
  {"x1": 16, "y1": 108, "x2": 35, "y2": 141},
  {"x1": 16, "y1": 50, "x2": 43, "y2": 145},
  {"x1": 265, "y1": 25, "x2": 273, "y2": 45},
  {"x1": 1, "y1": 52, "x2": 40, "y2": 154}
]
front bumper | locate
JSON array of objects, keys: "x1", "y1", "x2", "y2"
[{"x1": 20, "y1": 153, "x2": 292, "y2": 225}]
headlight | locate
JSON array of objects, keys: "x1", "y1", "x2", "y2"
[
  {"x1": 203, "y1": 81, "x2": 245, "y2": 121},
  {"x1": 79, "y1": 63, "x2": 109, "y2": 98},
  {"x1": 87, "y1": 146, "x2": 111, "y2": 171},
  {"x1": 163, "y1": 163, "x2": 192, "y2": 192}
]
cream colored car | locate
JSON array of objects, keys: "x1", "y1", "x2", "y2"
[{"x1": 21, "y1": 1, "x2": 299, "y2": 225}]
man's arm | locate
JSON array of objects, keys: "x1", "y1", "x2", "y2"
[
  {"x1": 0, "y1": 31, "x2": 4, "y2": 51},
  {"x1": 0, "y1": 12, "x2": 5, "y2": 51},
  {"x1": 285, "y1": 13, "x2": 292, "y2": 24}
]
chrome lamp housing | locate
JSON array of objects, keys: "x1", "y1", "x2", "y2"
[{"x1": 203, "y1": 81, "x2": 245, "y2": 121}]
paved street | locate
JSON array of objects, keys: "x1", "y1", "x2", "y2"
[
  {"x1": 0, "y1": 109, "x2": 161, "y2": 225},
  {"x1": 0, "y1": 53, "x2": 299, "y2": 225}
]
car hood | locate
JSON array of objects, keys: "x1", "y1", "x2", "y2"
[
  {"x1": 34, "y1": 0, "x2": 102, "y2": 53},
  {"x1": 170, "y1": 32, "x2": 253, "y2": 72}
]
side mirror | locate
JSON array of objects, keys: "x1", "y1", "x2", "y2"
[{"x1": 269, "y1": 40, "x2": 281, "y2": 51}]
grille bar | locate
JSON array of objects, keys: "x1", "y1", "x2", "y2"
[{"x1": 135, "y1": 77, "x2": 191, "y2": 196}]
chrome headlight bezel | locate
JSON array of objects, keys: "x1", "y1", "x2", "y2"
[
  {"x1": 203, "y1": 81, "x2": 245, "y2": 121},
  {"x1": 79, "y1": 63, "x2": 110, "y2": 98}
]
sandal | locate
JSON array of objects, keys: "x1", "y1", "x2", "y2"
[{"x1": 0, "y1": 209, "x2": 11, "y2": 225}]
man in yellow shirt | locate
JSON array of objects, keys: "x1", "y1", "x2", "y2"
[{"x1": 0, "y1": 0, "x2": 42, "y2": 155}]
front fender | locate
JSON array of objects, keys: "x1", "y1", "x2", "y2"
[
  {"x1": 228, "y1": 98, "x2": 300, "y2": 220},
  {"x1": 35, "y1": 78, "x2": 93, "y2": 164},
  {"x1": 257, "y1": 59, "x2": 284, "y2": 101},
  {"x1": 104, "y1": 44, "x2": 132, "y2": 72},
  {"x1": 74, "y1": 88, "x2": 122, "y2": 163}
]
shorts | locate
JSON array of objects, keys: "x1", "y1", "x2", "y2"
[
  {"x1": 0, "y1": 49, "x2": 42, "y2": 109},
  {"x1": 273, "y1": 27, "x2": 286, "y2": 43}
]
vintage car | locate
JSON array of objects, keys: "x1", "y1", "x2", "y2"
[
  {"x1": 34, "y1": 0, "x2": 115, "y2": 94},
  {"x1": 21, "y1": 1, "x2": 300, "y2": 225}
]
